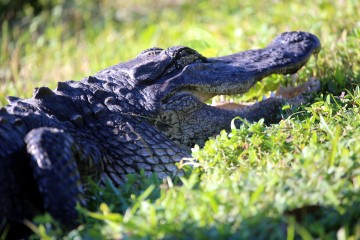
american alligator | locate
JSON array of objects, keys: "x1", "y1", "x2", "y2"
[{"x1": 0, "y1": 31, "x2": 321, "y2": 235}]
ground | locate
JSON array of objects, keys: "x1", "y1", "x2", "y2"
[{"x1": 1, "y1": 0, "x2": 360, "y2": 239}]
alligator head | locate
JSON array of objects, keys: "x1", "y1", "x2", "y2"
[{"x1": 96, "y1": 31, "x2": 320, "y2": 149}]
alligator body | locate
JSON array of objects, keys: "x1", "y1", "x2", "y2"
[{"x1": 0, "y1": 31, "x2": 320, "y2": 233}]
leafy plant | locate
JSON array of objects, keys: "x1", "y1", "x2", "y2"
[{"x1": 1, "y1": 0, "x2": 360, "y2": 239}]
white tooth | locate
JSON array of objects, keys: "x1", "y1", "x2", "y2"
[
  {"x1": 270, "y1": 91, "x2": 275, "y2": 98},
  {"x1": 220, "y1": 95, "x2": 225, "y2": 102},
  {"x1": 212, "y1": 98, "x2": 216, "y2": 105},
  {"x1": 262, "y1": 95, "x2": 267, "y2": 100}
]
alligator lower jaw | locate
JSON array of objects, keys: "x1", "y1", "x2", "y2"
[{"x1": 210, "y1": 95, "x2": 274, "y2": 110}]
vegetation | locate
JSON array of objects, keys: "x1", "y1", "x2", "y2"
[{"x1": 1, "y1": 0, "x2": 360, "y2": 239}]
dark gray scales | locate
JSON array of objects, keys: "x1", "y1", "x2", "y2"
[{"x1": 0, "y1": 31, "x2": 321, "y2": 233}]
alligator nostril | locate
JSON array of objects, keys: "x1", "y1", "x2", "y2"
[{"x1": 280, "y1": 32, "x2": 306, "y2": 44}]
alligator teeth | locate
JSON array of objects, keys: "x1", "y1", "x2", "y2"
[
  {"x1": 212, "y1": 98, "x2": 217, "y2": 105},
  {"x1": 209, "y1": 77, "x2": 319, "y2": 109}
]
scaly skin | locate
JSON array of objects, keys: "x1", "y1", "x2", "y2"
[{"x1": 0, "y1": 31, "x2": 321, "y2": 236}]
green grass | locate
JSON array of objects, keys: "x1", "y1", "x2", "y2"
[{"x1": 1, "y1": 0, "x2": 360, "y2": 239}]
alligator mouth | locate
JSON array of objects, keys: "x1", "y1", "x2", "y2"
[
  {"x1": 208, "y1": 76, "x2": 320, "y2": 110},
  {"x1": 156, "y1": 32, "x2": 321, "y2": 149},
  {"x1": 159, "y1": 31, "x2": 321, "y2": 119}
]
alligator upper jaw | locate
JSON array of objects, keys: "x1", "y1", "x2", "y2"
[{"x1": 173, "y1": 31, "x2": 321, "y2": 99}]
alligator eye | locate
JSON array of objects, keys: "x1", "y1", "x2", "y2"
[
  {"x1": 179, "y1": 48, "x2": 198, "y2": 57},
  {"x1": 138, "y1": 47, "x2": 164, "y2": 57}
]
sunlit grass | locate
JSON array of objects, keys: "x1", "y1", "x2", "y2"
[{"x1": 1, "y1": 0, "x2": 359, "y2": 104}]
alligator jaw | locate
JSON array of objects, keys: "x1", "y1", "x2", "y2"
[
  {"x1": 157, "y1": 31, "x2": 321, "y2": 148},
  {"x1": 179, "y1": 31, "x2": 321, "y2": 113},
  {"x1": 180, "y1": 31, "x2": 321, "y2": 97}
]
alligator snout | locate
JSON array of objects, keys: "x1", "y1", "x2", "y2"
[{"x1": 273, "y1": 31, "x2": 321, "y2": 54}]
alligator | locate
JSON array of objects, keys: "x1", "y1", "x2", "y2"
[{"x1": 0, "y1": 31, "x2": 321, "y2": 236}]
